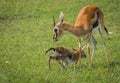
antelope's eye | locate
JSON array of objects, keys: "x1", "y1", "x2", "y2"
[{"x1": 54, "y1": 28, "x2": 58, "y2": 33}]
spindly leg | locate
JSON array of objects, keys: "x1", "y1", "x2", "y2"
[
  {"x1": 91, "y1": 35, "x2": 97, "y2": 64},
  {"x1": 99, "y1": 29, "x2": 110, "y2": 64},
  {"x1": 88, "y1": 33, "x2": 92, "y2": 68},
  {"x1": 77, "y1": 38, "x2": 82, "y2": 67},
  {"x1": 57, "y1": 60, "x2": 66, "y2": 68},
  {"x1": 48, "y1": 56, "x2": 52, "y2": 70}
]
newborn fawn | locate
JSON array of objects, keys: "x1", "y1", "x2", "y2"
[{"x1": 46, "y1": 46, "x2": 86, "y2": 69}]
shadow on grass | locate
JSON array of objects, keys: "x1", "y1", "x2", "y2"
[
  {"x1": 108, "y1": 61, "x2": 120, "y2": 68},
  {"x1": 85, "y1": 60, "x2": 120, "y2": 70},
  {"x1": 97, "y1": 61, "x2": 120, "y2": 69}
]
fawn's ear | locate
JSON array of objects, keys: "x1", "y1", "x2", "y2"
[
  {"x1": 81, "y1": 45, "x2": 86, "y2": 51},
  {"x1": 72, "y1": 48, "x2": 77, "y2": 51},
  {"x1": 59, "y1": 12, "x2": 64, "y2": 26}
]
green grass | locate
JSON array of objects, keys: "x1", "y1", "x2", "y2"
[{"x1": 0, "y1": 0, "x2": 120, "y2": 83}]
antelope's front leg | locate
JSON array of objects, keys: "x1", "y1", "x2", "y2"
[
  {"x1": 48, "y1": 55, "x2": 56, "y2": 70},
  {"x1": 77, "y1": 38, "x2": 82, "y2": 68},
  {"x1": 88, "y1": 33, "x2": 92, "y2": 68},
  {"x1": 48, "y1": 56, "x2": 52, "y2": 70}
]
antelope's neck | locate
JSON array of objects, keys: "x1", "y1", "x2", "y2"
[{"x1": 62, "y1": 22, "x2": 88, "y2": 37}]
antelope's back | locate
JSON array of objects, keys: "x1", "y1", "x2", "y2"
[{"x1": 74, "y1": 5, "x2": 100, "y2": 26}]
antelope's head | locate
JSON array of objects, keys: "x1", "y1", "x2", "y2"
[{"x1": 53, "y1": 12, "x2": 64, "y2": 41}]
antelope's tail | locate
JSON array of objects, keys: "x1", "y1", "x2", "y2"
[{"x1": 104, "y1": 26, "x2": 109, "y2": 34}]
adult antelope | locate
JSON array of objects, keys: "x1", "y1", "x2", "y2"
[{"x1": 52, "y1": 5, "x2": 110, "y2": 68}]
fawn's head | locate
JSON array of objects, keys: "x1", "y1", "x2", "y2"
[{"x1": 72, "y1": 46, "x2": 86, "y2": 58}]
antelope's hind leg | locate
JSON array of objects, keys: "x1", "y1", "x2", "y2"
[
  {"x1": 99, "y1": 29, "x2": 110, "y2": 64},
  {"x1": 91, "y1": 35, "x2": 97, "y2": 64},
  {"x1": 57, "y1": 60, "x2": 66, "y2": 68}
]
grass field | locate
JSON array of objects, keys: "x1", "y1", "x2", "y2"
[{"x1": 0, "y1": 0, "x2": 120, "y2": 83}]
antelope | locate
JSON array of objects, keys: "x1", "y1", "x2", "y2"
[
  {"x1": 52, "y1": 5, "x2": 110, "y2": 68},
  {"x1": 46, "y1": 46, "x2": 86, "y2": 70}
]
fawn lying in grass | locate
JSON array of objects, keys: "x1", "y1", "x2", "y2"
[{"x1": 46, "y1": 46, "x2": 86, "y2": 69}]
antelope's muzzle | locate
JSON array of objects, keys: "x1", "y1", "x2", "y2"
[{"x1": 53, "y1": 33, "x2": 58, "y2": 41}]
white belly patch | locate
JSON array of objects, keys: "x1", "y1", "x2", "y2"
[{"x1": 92, "y1": 25, "x2": 100, "y2": 34}]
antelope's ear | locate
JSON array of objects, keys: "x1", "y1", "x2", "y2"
[
  {"x1": 52, "y1": 16, "x2": 56, "y2": 27},
  {"x1": 59, "y1": 12, "x2": 64, "y2": 24}
]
